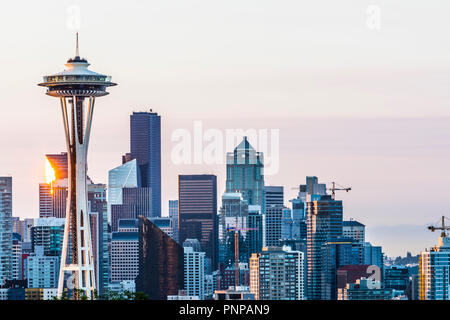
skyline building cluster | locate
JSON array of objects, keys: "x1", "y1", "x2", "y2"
[
  {"x1": 0, "y1": 41, "x2": 444, "y2": 302},
  {"x1": 0, "y1": 112, "x2": 446, "y2": 300}
]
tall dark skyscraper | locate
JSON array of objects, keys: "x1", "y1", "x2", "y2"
[
  {"x1": 136, "y1": 216, "x2": 184, "y2": 300},
  {"x1": 263, "y1": 186, "x2": 284, "y2": 247},
  {"x1": 178, "y1": 175, "x2": 218, "y2": 271},
  {"x1": 130, "y1": 111, "x2": 161, "y2": 218},
  {"x1": 306, "y1": 194, "x2": 343, "y2": 300}
]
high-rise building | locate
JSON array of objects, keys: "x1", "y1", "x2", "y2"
[
  {"x1": 0, "y1": 177, "x2": 12, "y2": 283},
  {"x1": 110, "y1": 230, "x2": 139, "y2": 283},
  {"x1": 419, "y1": 235, "x2": 450, "y2": 300},
  {"x1": 130, "y1": 111, "x2": 161, "y2": 218},
  {"x1": 363, "y1": 242, "x2": 384, "y2": 270},
  {"x1": 226, "y1": 137, "x2": 264, "y2": 207},
  {"x1": 45, "y1": 153, "x2": 68, "y2": 180},
  {"x1": 107, "y1": 159, "x2": 140, "y2": 222},
  {"x1": 320, "y1": 238, "x2": 361, "y2": 300},
  {"x1": 31, "y1": 218, "x2": 65, "y2": 257},
  {"x1": 218, "y1": 193, "x2": 248, "y2": 267},
  {"x1": 111, "y1": 186, "x2": 152, "y2": 232},
  {"x1": 26, "y1": 246, "x2": 59, "y2": 289},
  {"x1": 169, "y1": 200, "x2": 179, "y2": 243},
  {"x1": 12, "y1": 217, "x2": 32, "y2": 243},
  {"x1": 12, "y1": 234, "x2": 22, "y2": 280},
  {"x1": 250, "y1": 246, "x2": 304, "y2": 300},
  {"x1": 136, "y1": 216, "x2": 184, "y2": 300},
  {"x1": 88, "y1": 183, "x2": 109, "y2": 296},
  {"x1": 343, "y1": 220, "x2": 365, "y2": 243},
  {"x1": 263, "y1": 186, "x2": 284, "y2": 248},
  {"x1": 247, "y1": 205, "x2": 264, "y2": 258},
  {"x1": 298, "y1": 176, "x2": 327, "y2": 201},
  {"x1": 183, "y1": 239, "x2": 205, "y2": 300},
  {"x1": 39, "y1": 153, "x2": 68, "y2": 219},
  {"x1": 178, "y1": 174, "x2": 217, "y2": 271},
  {"x1": 384, "y1": 266, "x2": 409, "y2": 291},
  {"x1": 306, "y1": 193, "x2": 343, "y2": 300}
]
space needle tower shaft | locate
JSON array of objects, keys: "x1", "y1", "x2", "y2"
[{"x1": 38, "y1": 34, "x2": 116, "y2": 299}]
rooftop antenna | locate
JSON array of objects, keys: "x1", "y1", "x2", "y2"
[{"x1": 76, "y1": 32, "x2": 79, "y2": 57}]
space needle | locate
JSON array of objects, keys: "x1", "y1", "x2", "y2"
[{"x1": 38, "y1": 34, "x2": 116, "y2": 299}]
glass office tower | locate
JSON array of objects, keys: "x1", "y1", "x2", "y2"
[
  {"x1": 108, "y1": 159, "x2": 140, "y2": 221},
  {"x1": 226, "y1": 136, "x2": 264, "y2": 206},
  {"x1": 306, "y1": 194, "x2": 343, "y2": 300},
  {"x1": 130, "y1": 111, "x2": 161, "y2": 218}
]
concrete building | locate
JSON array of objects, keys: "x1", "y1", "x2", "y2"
[
  {"x1": 343, "y1": 220, "x2": 365, "y2": 243},
  {"x1": 110, "y1": 231, "x2": 139, "y2": 282},
  {"x1": 26, "y1": 246, "x2": 59, "y2": 288},
  {"x1": 183, "y1": 240, "x2": 205, "y2": 300},
  {"x1": 0, "y1": 177, "x2": 12, "y2": 283},
  {"x1": 250, "y1": 246, "x2": 304, "y2": 300}
]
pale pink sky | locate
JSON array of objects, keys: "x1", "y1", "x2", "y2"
[{"x1": 0, "y1": 0, "x2": 449, "y2": 256}]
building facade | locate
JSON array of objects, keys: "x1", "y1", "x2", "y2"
[
  {"x1": 0, "y1": 177, "x2": 12, "y2": 283},
  {"x1": 226, "y1": 137, "x2": 264, "y2": 207},
  {"x1": 178, "y1": 174, "x2": 217, "y2": 271},
  {"x1": 130, "y1": 111, "x2": 161, "y2": 218},
  {"x1": 136, "y1": 216, "x2": 184, "y2": 300}
]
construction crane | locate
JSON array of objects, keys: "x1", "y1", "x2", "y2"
[
  {"x1": 227, "y1": 226, "x2": 257, "y2": 289},
  {"x1": 428, "y1": 216, "x2": 450, "y2": 237},
  {"x1": 328, "y1": 181, "x2": 351, "y2": 200}
]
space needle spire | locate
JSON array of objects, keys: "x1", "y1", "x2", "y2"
[
  {"x1": 75, "y1": 32, "x2": 79, "y2": 57},
  {"x1": 38, "y1": 34, "x2": 117, "y2": 299}
]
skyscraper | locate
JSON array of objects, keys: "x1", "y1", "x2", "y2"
[
  {"x1": 264, "y1": 186, "x2": 284, "y2": 247},
  {"x1": 0, "y1": 177, "x2": 12, "y2": 283},
  {"x1": 183, "y1": 239, "x2": 205, "y2": 300},
  {"x1": 218, "y1": 192, "x2": 249, "y2": 267},
  {"x1": 130, "y1": 111, "x2": 161, "y2": 218},
  {"x1": 178, "y1": 175, "x2": 218, "y2": 271},
  {"x1": 419, "y1": 235, "x2": 450, "y2": 300},
  {"x1": 45, "y1": 153, "x2": 68, "y2": 180},
  {"x1": 31, "y1": 218, "x2": 65, "y2": 257},
  {"x1": 107, "y1": 159, "x2": 140, "y2": 222},
  {"x1": 111, "y1": 187, "x2": 152, "y2": 232},
  {"x1": 136, "y1": 216, "x2": 184, "y2": 300},
  {"x1": 226, "y1": 137, "x2": 264, "y2": 206},
  {"x1": 306, "y1": 194, "x2": 343, "y2": 300},
  {"x1": 87, "y1": 183, "x2": 109, "y2": 295},
  {"x1": 250, "y1": 247, "x2": 304, "y2": 300}
]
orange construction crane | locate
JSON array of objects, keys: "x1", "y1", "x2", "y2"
[{"x1": 227, "y1": 226, "x2": 257, "y2": 288}]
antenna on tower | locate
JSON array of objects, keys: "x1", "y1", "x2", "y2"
[{"x1": 76, "y1": 32, "x2": 79, "y2": 57}]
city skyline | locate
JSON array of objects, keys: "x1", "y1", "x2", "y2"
[{"x1": 1, "y1": 0, "x2": 450, "y2": 260}]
